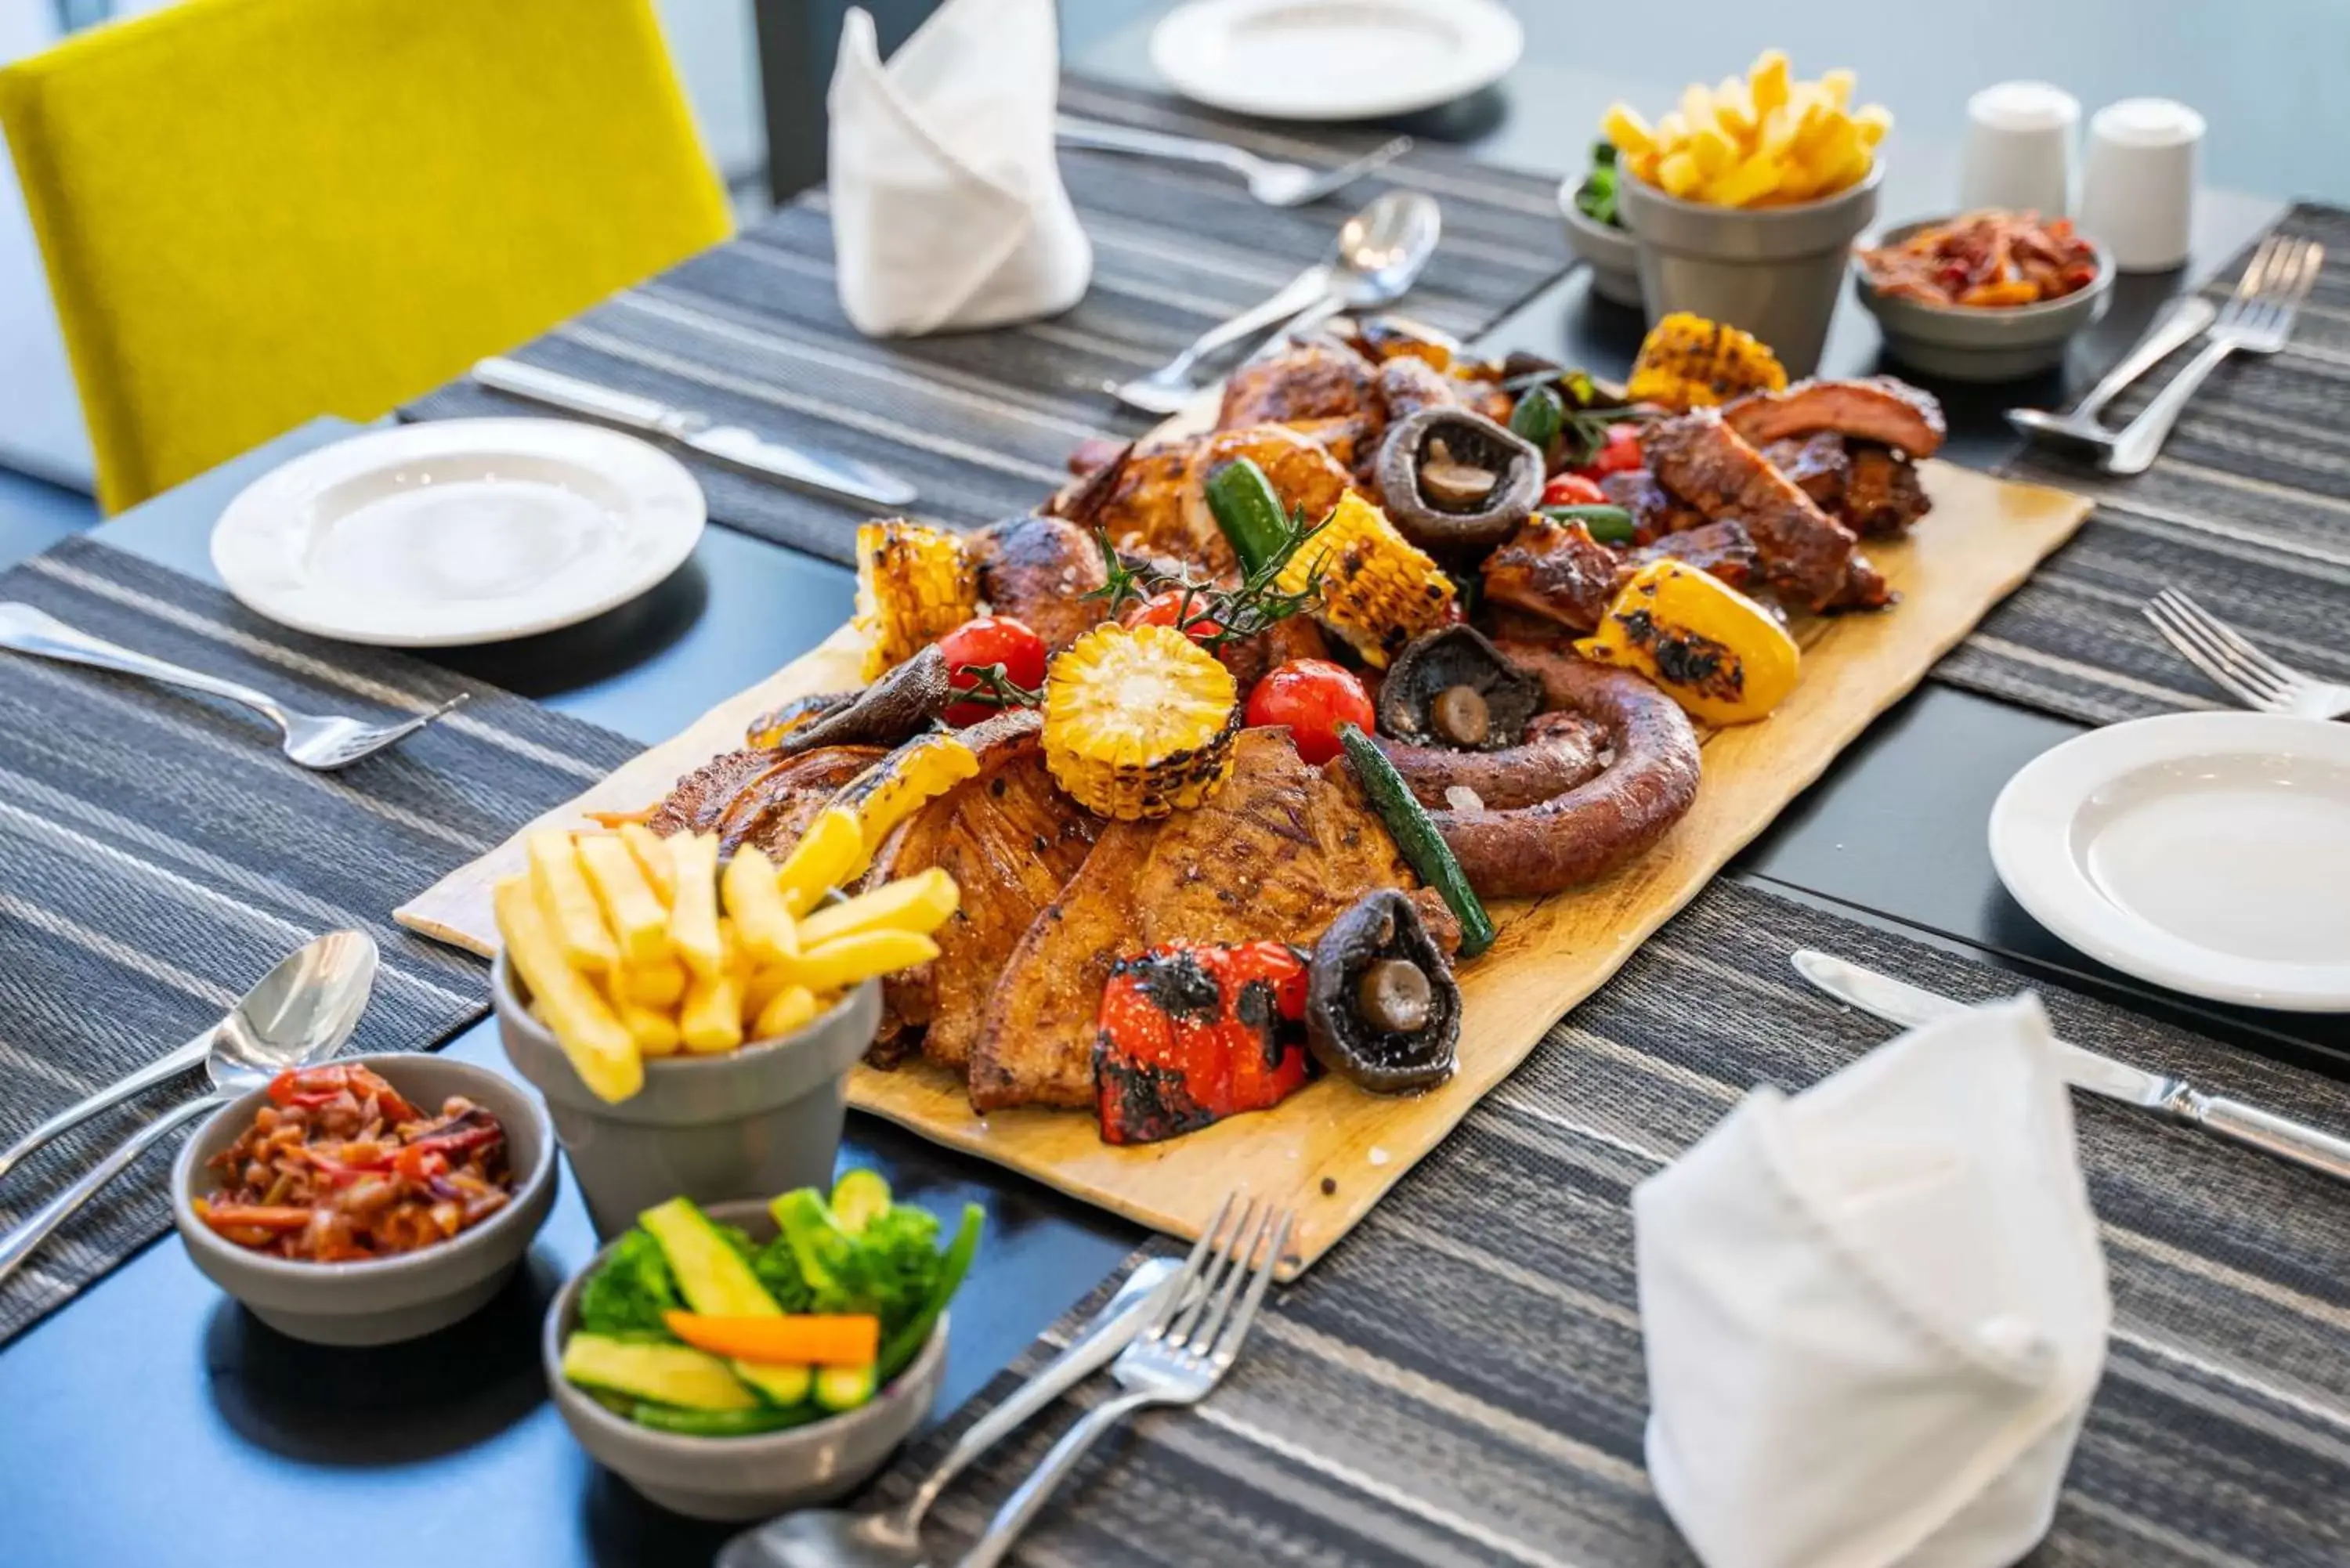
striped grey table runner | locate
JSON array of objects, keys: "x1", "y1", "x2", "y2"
[
  {"x1": 404, "y1": 74, "x2": 1571, "y2": 565},
  {"x1": 870, "y1": 878, "x2": 2350, "y2": 1566},
  {"x1": 0, "y1": 538, "x2": 639, "y2": 1345},
  {"x1": 1940, "y1": 201, "x2": 2350, "y2": 724}
]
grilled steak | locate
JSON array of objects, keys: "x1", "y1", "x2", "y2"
[
  {"x1": 972, "y1": 515, "x2": 1109, "y2": 651},
  {"x1": 1723, "y1": 377, "x2": 1947, "y2": 457},
  {"x1": 967, "y1": 728, "x2": 1445, "y2": 1111},
  {"x1": 1217, "y1": 343, "x2": 1381, "y2": 431},
  {"x1": 642, "y1": 746, "x2": 884, "y2": 858},
  {"x1": 1599, "y1": 469, "x2": 1706, "y2": 542},
  {"x1": 1762, "y1": 432, "x2": 1850, "y2": 511},
  {"x1": 862, "y1": 714, "x2": 1097, "y2": 1069},
  {"x1": 1839, "y1": 442, "x2": 1932, "y2": 537},
  {"x1": 1482, "y1": 515, "x2": 1626, "y2": 632},
  {"x1": 1643, "y1": 411, "x2": 1861, "y2": 611}
]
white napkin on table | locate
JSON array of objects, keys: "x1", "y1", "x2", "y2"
[
  {"x1": 827, "y1": 0, "x2": 1092, "y2": 337},
  {"x1": 1632, "y1": 994, "x2": 2110, "y2": 1568}
]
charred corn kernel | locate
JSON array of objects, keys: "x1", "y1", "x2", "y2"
[
  {"x1": 1655, "y1": 150, "x2": 1703, "y2": 199},
  {"x1": 1043, "y1": 623, "x2": 1239, "y2": 821},
  {"x1": 1627, "y1": 312, "x2": 1789, "y2": 411},
  {"x1": 1705, "y1": 152, "x2": 1783, "y2": 210},
  {"x1": 1748, "y1": 49, "x2": 1791, "y2": 115},
  {"x1": 853, "y1": 520, "x2": 978, "y2": 680},
  {"x1": 1600, "y1": 101, "x2": 1654, "y2": 156},
  {"x1": 1853, "y1": 103, "x2": 1894, "y2": 146},
  {"x1": 1575, "y1": 559, "x2": 1800, "y2": 726},
  {"x1": 830, "y1": 732, "x2": 982, "y2": 857},
  {"x1": 1276, "y1": 490, "x2": 1455, "y2": 669},
  {"x1": 1820, "y1": 67, "x2": 1856, "y2": 110},
  {"x1": 1712, "y1": 78, "x2": 1756, "y2": 138}
]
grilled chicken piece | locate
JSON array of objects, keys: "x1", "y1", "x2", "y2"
[
  {"x1": 1643, "y1": 411, "x2": 1862, "y2": 612},
  {"x1": 972, "y1": 515, "x2": 1109, "y2": 650},
  {"x1": 968, "y1": 728, "x2": 1445, "y2": 1111},
  {"x1": 642, "y1": 746, "x2": 884, "y2": 858},
  {"x1": 1176, "y1": 425, "x2": 1354, "y2": 574},
  {"x1": 1376, "y1": 356, "x2": 1460, "y2": 422},
  {"x1": 1723, "y1": 377, "x2": 1947, "y2": 458},
  {"x1": 1482, "y1": 515, "x2": 1626, "y2": 633},
  {"x1": 862, "y1": 716, "x2": 1097, "y2": 1069},
  {"x1": 1632, "y1": 519, "x2": 1761, "y2": 591},
  {"x1": 1285, "y1": 414, "x2": 1383, "y2": 475},
  {"x1": 1217, "y1": 344, "x2": 1382, "y2": 431},
  {"x1": 1762, "y1": 432, "x2": 1850, "y2": 511},
  {"x1": 1839, "y1": 443, "x2": 1932, "y2": 537},
  {"x1": 1058, "y1": 437, "x2": 1224, "y2": 571},
  {"x1": 1598, "y1": 469, "x2": 1706, "y2": 543}
]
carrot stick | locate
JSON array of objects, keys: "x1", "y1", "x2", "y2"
[
  {"x1": 661, "y1": 1311, "x2": 880, "y2": 1367},
  {"x1": 197, "y1": 1201, "x2": 315, "y2": 1234}
]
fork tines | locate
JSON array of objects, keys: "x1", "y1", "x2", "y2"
[
  {"x1": 1150, "y1": 1191, "x2": 1295, "y2": 1369},
  {"x1": 2142, "y1": 588, "x2": 2309, "y2": 712},
  {"x1": 2223, "y1": 232, "x2": 2324, "y2": 340}
]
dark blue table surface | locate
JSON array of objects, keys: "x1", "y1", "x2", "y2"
[{"x1": 2, "y1": 13, "x2": 2342, "y2": 1563}]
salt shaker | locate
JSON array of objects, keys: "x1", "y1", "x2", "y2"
[
  {"x1": 1959, "y1": 81, "x2": 2080, "y2": 217},
  {"x1": 2079, "y1": 98, "x2": 2205, "y2": 272}
]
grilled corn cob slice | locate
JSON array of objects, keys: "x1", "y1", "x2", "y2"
[
  {"x1": 1275, "y1": 490, "x2": 1455, "y2": 669},
  {"x1": 1625, "y1": 312, "x2": 1788, "y2": 410},
  {"x1": 854, "y1": 520, "x2": 978, "y2": 680},
  {"x1": 1043, "y1": 624, "x2": 1240, "y2": 820}
]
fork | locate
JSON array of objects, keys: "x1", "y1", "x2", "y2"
[
  {"x1": 2104, "y1": 233, "x2": 2324, "y2": 475},
  {"x1": 1056, "y1": 115, "x2": 1412, "y2": 208},
  {"x1": 2143, "y1": 588, "x2": 2350, "y2": 720},
  {"x1": 959, "y1": 1193, "x2": 1294, "y2": 1568},
  {"x1": 0, "y1": 602, "x2": 467, "y2": 769}
]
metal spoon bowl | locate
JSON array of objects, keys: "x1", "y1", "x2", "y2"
[{"x1": 0, "y1": 930, "x2": 378, "y2": 1288}]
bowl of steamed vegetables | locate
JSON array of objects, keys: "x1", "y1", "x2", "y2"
[
  {"x1": 1561, "y1": 140, "x2": 1642, "y2": 306},
  {"x1": 543, "y1": 1170, "x2": 982, "y2": 1520}
]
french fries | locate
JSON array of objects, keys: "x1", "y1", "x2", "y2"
[
  {"x1": 1603, "y1": 51, "x2": 1891, "y2": 210},
  {"x1": 493, "y1": 827, "x2": 958, "y2": 1104}
]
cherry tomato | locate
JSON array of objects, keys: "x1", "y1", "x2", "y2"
[
  {"x1": 1119, "y1": 589, "x2": 1225, "y2": 646},
  {"x1": 936, "y1": 616, "x2": 1047, "y2": 727},
  {"x1": 1580, "y1": 421, "x2": 1645, "y2": 479},
  {"x1": 1245, "y1": 659, "x2": 1375, "y2": 766},
  {"x1": 1541, "y1": 472, "x2": 1610, "y2": 508}
]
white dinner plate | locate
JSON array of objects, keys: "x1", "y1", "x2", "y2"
[
  {"x1": 1149, "y1": 0, "x2": 1523, "y2": 121},
  {"x1": 212, "y1": 420, "x2": 704, "y2": 648},
  {"x1": 1989, "y1": 713, "x2": 2350, "y2": 1012}
]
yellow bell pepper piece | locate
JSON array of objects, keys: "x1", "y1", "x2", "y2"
[{"x1": 1574, "y1": 560, "x2": 1801, "y2": 726}]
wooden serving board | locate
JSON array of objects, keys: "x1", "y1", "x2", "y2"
[{"x1": 399, "y1": 459, "x2": 2090, "y2": 1275}]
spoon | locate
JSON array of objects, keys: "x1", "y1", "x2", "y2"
[
  {"x1": 717, "y1": 1256, "x2": 1187, "y2": 1568},
  {"x1": 1112, "y1": 190, "x2": 1443, "y2": 414},
  {"x1": 0, "y1": 930, "x2": 379, "y2": 1288}
]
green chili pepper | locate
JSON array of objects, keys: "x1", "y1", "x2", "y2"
[
  {"x1": 1202, "y1": 457, "x2": 1290, "y2": 576},
  {"x1": 1540, "y1": 504, "x2": 1637, "y2": 544},
  {"x1": 1337, "y1": 724, "x2": 1495, "y2": 959}
]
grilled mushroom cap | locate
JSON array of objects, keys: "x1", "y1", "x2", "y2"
[
  {"x1": 757, "y1": 645, "x2": 953, "y2": 756},
  {"x1": 1374, "y1": 407, "x2": 1543, "y2": 554},
  {"x1": 1376, "y1": 625, "x2": 1545, "y2": 752},
  {"x1": 1305, "y1": 890, "x2": 1460, "y2": 1093}
]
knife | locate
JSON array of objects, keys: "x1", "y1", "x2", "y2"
[
  {"x1": 470, "y1": 356, "x2": 918, "y2": 509},
  {"x1": 1791, "y1": 950, "x2": 2350, "y2": 1184}
]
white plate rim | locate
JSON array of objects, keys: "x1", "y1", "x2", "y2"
[
  {"x1": 210, "y1": 419, "x2": 705, "y2": 649},
  {"x1": 1148, "y1": 0, "x2": 1524, "y2": 122},
  {"x1": 1988, "y1": 712, "x2": 2350, "y2": 1012}
]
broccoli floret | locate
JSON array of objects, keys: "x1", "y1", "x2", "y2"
[
  {"x1": 749, "y1": 1235, "x2": 816, "y2": 1312},
  {"x1": 818, "y1": 1206, "x2": 943, "y2": 1337},
  {"x1": 576, "y1": 1229, "x2": 679, "y2": 1338}
]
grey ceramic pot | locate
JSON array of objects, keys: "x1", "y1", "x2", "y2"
[
  {"x1": 1617, "y1": 163, "x2": 1883, "y2": 377},
  {"x1": 172, "y1": 1052, "x2": 558, "y2": 1346},
  {"x1": 1853, "y1": 217, "x2": 2117, "y2": 381},
  {"x1": 1560, "y1": 185, "x2": 1642, "y2": 308},
  {"x1": 542, "y1": 1198, "x2": 948, "y2": 1520},
  {"x1": 494, "y1": 952, "x2": 879, "y2": 1238}
]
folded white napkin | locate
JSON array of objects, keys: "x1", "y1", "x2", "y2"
[
  {"x1": 1633, "y1": 994, "x2": 2110, "y2": 1568},
  {"x1": 827, "y1": 0, "x2": 1092, "y2": 337}
]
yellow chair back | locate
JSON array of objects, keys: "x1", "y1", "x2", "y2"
[{"x1": 0, "y1": 0, "x2": 733, "y2": 511}]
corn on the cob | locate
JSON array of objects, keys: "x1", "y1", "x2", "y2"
[
  {"x1": 1276, "y1": 490, "x2": 1455, "y2": 669},
  {"x1": 853, "y1": 520, "x2": 978, "y2": 680},
  {"x1": 1043, "y1": 624, "x2": 1239, "y2": 821},
  {"x1": 1625, "y1": 312, "x2": 1788, "y2": 410}
]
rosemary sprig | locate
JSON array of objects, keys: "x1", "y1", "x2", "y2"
[
  {"x1": 949, "y1": 661, "x2": 1043, "y2": 713},
  {"x1": 1080, "y1": 504, "x2": 1330, "y2": 652}
]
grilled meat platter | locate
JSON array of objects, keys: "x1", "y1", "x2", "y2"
[{"x1": 618, "y1": 312, "x2": 1948, "y2": 1147}]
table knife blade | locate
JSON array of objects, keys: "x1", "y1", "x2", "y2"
[
  {"x1": 1790, "y1": 949, "x2": 2350, "y2": 1183},
  {"x1": 470, "y1": 356, "x2": 916, "y2": 509}
]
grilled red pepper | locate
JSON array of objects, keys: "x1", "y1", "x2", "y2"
[{"x1": 1094, "y1": 941, "x2": 1311, "y2": 1145}]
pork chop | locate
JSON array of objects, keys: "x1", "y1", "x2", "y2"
[
  {"x1": 643, "y1": 746, "x2": 883, "y2": 858},
  {"x1": 967, "y1": 728, "x2": 1439, "y2": 1111}
]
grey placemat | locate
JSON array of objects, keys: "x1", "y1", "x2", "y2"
[
  {"x1": 1941, "y1": 201, "x2": 2350, "y2": 724},
  {"x1": 870, "y1": 878, "x2": 2350, "y2": 1566},
  {"x1": 0, "y1": 537, "x2": 641, "y2": 1344},
  {"x1": 403, "y1": 74, "x2": 1572, "y2": 565}
]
